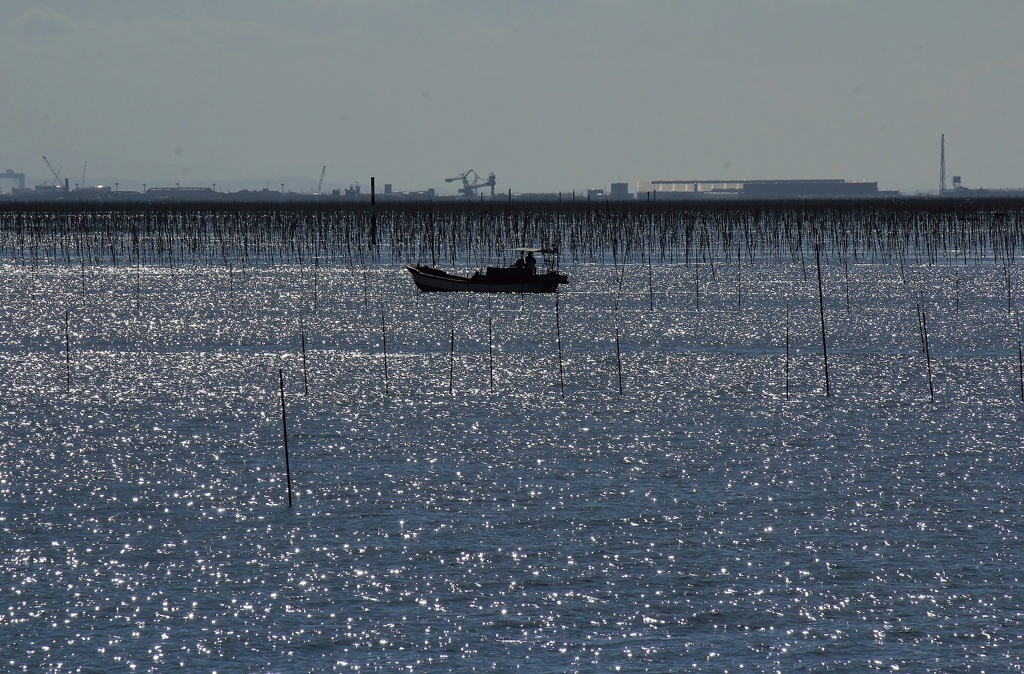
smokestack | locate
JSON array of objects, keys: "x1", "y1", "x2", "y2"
[{"x1": 940, "y1": 134, "x2": 946, "y2": 195}]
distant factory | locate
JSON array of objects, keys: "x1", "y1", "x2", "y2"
[
  {"x1": 9, "y1": 141, "x2": 1024, "y2": 201},
  {"x1": 635, "y1": 178, "x2": 896, "y2": 200},
  {"x1": 0, "y1": 156, "x2": 906, "y2": 202},
  {"x1": 0, "y1": 173, "x2": 898, "y2": 202},
  {"x1": 0, "y1": 177, "x2": 900, "y2": 202},
  {"x1": 0, "y1": 153, "x2": 928, "y2": 204}
]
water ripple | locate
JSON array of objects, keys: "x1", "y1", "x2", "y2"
[{"x1": 1, "y1": 260, "x2": 1023, "y2": 671}]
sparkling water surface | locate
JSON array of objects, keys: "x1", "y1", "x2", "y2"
[{"x1": 3, "y1": 257, "x2": 1024, "y2": 672}]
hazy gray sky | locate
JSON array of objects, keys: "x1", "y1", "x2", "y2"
[{"x1": 2, "y1": 1, "x2": 1021, "y2": 195}]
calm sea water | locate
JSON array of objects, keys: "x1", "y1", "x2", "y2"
[{"x1": 2, "y1": 256, "x2": 1024, "y2": 672}]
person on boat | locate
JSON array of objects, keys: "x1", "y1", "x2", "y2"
[
  {"x1": 525, "y1": 251, "x2": 537, "y2": 274},
  {"x1": 513, "y1": 255, "x2": 525, "y2": 270}
]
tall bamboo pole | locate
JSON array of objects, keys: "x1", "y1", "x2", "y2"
[
  {"x1": 815, "y1": 244, "x2": 831, "y2": 397},
  {"x1": 278, "y1": 369, "x2": 293, "y2": 508}
]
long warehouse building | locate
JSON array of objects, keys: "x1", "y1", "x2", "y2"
[{"x1": 636, "y1": 178, "x2": 895, "y2": 199}]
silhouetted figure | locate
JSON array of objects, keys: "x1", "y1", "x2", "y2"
[{"x1": 525, "y1": 251, "x2": 537, "y2": 274}]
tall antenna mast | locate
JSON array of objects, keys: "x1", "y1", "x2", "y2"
[{"x1": 940, "y1": 134, "x2": 946, "y2": 195}]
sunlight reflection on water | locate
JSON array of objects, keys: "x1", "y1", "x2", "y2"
[{"x1": 2, "y1": 259, "x2": 1024, "y2": 672}]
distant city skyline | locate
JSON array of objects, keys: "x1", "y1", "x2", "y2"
[{"x1": 3, "y1": 1, "x2": 1023, "y2": 195}]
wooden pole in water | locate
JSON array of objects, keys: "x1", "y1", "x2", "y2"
[
  {"x1": 815, "y1": 244, "x2": 831, "y2": 397},
  {"x1": 921, "y1": 306, "x2": 934, "y2": 402},
  {"x1": 278, "y1": 369, "x2": 293, "y2": 508},
  {"x1": 64, "y1": 307, "x2": 71, "y2": 392}
]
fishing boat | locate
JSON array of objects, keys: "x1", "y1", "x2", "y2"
[{"x1": 405, "y1": 248, "x2": 568, "y2": 293}]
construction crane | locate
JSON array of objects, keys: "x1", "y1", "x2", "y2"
[
  {"x1": 446, "y1": 169, "x2": 496, "y2": 198},
  {"x1": 42, "y1": 156, "x2": 63, "y2": 187},
  {"x1": 316, "y1": 166, "x2": 327, "y2": 194}
]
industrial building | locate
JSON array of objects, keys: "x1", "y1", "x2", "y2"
[{"x1": 635, "y1": 178, "x2": 894, "y2": 199}]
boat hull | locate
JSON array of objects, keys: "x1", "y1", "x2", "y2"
[{"x1": 405, "y1": 264, "x2": 567, "y2": 293}]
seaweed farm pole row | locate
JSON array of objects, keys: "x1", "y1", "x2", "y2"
[
  {"x1": 21, "y1": 249, "x2": 1024, "y2": 404},
  {"x1": 2, "y1": 198, "x2": 1024, "y2": 267}
]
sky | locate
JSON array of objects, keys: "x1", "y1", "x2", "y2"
[{"x1": 2, "y1": 1, "x2": 1022, "y2": 195}]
